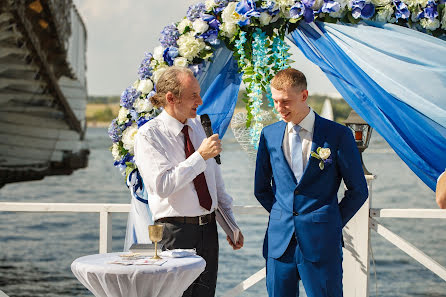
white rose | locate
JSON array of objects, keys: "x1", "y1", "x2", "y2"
[
  {"x1": 153, "y1": 46, "x2": 164, "y2": 62},
  {"x1": 205, "y1": 0, "x2": 217, "y2": 11},
  {"x1": 111, "y1": 143, "x2": 121, "y2": 161},
  {"x1": 259, "y1": 12, "x2": 273, "y2": 26},
  {"x1": 117, "y1": 107, "x2": 129, "y2": 124},
  {"x1": 121, "y1": 124, "x2": 138, "y2": 155},
  {"x1": 221, "y1": 2, "x2": 243, "y2": 24},
  {"x1": 177, "y1": 18, "x2": 193, "y2": 34},
  {"x1": 420, "y1": 18, "x2": 440, "y2": 30},
  {"x1": 152, "y1": 65, "x2": 168, "y2": 83},
  {"x1": 134, "y1": 98, "x2": 153, "y2": 113},
  {"x1": 276, "y1": 0, "x2": 295, "y2": 11},
  {"x1": 319, "y1": 148, "x2": 331, "y2": 160},
  {"x1": 177, "y1": 33, "x2": 206, "y2": 61},
  {"x1": 371, "y1": 0, "x2": 391, "y2": 6},
  {"x1": 220, "y1": 22, "x2": 238, "y2": 38},
  {"x1": 375, "y1": 5, "x2": 394, "y2": 22},
  {"x1": 136, "y1": 79, "x2": 154, "y2": 94},
  {"x1": 174, "y1": 57, "x2": 189, "y2": 67},
  {"x1": 193, "y1": 19, "x2": 209, "y2": 34},
  {"x1": 403, "y1": 0, "x2": 428, "y2": 7}
]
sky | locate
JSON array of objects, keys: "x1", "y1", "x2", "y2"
[{"x1": 73, "y1": 0, "x2": 340, "y2": 97}]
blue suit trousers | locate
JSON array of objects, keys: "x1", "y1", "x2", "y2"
[{"x1": 266, "y1": 237, "x2": 343, "y2": 297}]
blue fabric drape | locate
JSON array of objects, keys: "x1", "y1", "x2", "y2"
[
  {"x1": 197, "y1": 45, "x2": 242, "y2": 137},
  {"x1": 289, "y1": 22, "x2": 446, "y2": 191}
]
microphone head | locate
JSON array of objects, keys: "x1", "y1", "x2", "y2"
[{"x1": 200, "y1": 114, "x2": 211, "y2": 126}]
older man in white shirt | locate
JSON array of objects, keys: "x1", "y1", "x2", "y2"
[{"x1": 134, "y1": 66, "x2": 243, "y2": 297}]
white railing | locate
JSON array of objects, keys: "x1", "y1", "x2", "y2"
[
  {"x1": 1, "y1": 201, "x2": 445, "y2": 296},
  {"x1": 0, "y1": 202, "x2": 265, "y2": 254},
  {"x1": 0, "y1": 202, "x2": 130, "y2": 253},
  {"x1": 370, "y1": 208, "x2": 446, "y2": 281}
]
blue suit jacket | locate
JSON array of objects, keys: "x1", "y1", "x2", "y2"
[{"x1": 254, "y1": 113, "x2": 368, "y2": 262}]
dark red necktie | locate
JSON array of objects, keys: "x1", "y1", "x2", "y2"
[{"x1": 182, "y1": 125, "x2": 212, "y2": 211}]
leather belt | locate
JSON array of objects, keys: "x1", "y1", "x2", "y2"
[{"x1": 155, "y1": 211, "x2": 215, "y2": 226}]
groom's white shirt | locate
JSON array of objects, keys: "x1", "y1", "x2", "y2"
[
  {"x1": 134, "y1": 110, "x2": 234, "y2": 221},
  {"x1": 283, "y1": 109, "x2": 315, "y2": 171}
]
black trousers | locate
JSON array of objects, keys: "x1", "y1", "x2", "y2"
[{"x1": 158, "y1": 219, "x2": 219, "y2": 297}]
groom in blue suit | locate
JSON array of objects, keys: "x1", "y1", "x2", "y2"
[{"x1": 255, "y1": 68, "x2": 368, "y2": 297}]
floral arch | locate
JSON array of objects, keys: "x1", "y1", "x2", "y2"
[{"x1": 108, "y1": 0, "x2": 446, "y2": 225}]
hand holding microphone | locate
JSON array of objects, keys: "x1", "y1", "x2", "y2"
[{"x1": 198, "y1": 134, "x2": 221, "y2": 161}]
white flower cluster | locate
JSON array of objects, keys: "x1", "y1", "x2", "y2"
[
  {"x1": 177, "y1": 33, "x2": 207, "y2": 61},
  {"x1": 122, "y1": 124, "x2": 139, "y2": 155},
  {"x1": 221, "y1": 2, "x2": 243, "y2": 38}
]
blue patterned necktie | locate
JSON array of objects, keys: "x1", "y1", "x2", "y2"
[{"x1": 290, "y1": 125, "x2": 303, "y2": 182}]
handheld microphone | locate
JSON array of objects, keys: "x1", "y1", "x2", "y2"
[{"x1": 200, "y1": 114, "x2": 221, "y2": 165}]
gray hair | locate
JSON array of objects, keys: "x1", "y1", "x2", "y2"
[{"x1": 150, "y1": 66, "x2": 195, "y2": 107}]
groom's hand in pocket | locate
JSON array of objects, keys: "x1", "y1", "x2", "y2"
[{"x1": 227, "y1": 232, "x2": 244, "y2": 250}]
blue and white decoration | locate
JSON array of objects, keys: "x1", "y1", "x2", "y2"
[{"x1": 108, "y1": 0, "x2": 446, "y2": 249}]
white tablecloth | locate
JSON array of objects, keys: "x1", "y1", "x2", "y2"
[{"x1": 71, "y1": 252, "x2": 206, "y2": 297}]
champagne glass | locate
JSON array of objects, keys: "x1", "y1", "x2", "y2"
[{"x1": 148, "y1": 224, "x2": 164, "y2": 260}]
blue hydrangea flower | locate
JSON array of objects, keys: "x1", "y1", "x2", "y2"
[
  {"x1": 320, "y1": 0, "x2": 341, "y2": 13},
  {"x1": 202, "y1": 14, "x2": 221, "y2": 30},
  {"x1": 159, "y1": 24, "x2": 180, "y2": 48},
  {"x1": 290, "y1": 2, "x2": 305, "y2": 18},
  {"x1": 299, "y1": 0, "x2": 317, "y2": 22},
  {"x1": 393, "y1": 0, "x2": 410, "y2": 20},
  {"x1": 351, "y1": 0, "x2": 375, "y2": 19},
  {"x1": 418, "y1": 0, "x2": 438, "y2": 20},
  {"x1": 163, "y1": 46, "x2": 179, "y2": 66},
  {"x1": 137, "y1": 116, "x2": 152, "y2": 128},
  {"x1": 235, "y1": 0, "x2": 261, "y2": 26},
  {"x1": 108, "y1": 119, "x2": 122, "y2": 143},
  {"x1": 200, "y1": 29, "x2": 220, "y2": 45},
  {"x1": 120, "y1": 87, "x2": 141, "y2": 109},
  {"x1": 114, "y1": 153, "x2": 134, "y2": 169},
  {"x1": 187, "y1": 3, "x2": 206, "y2": 21},
  {"x1": 129, "y1": 109, "x2": 139, "y2": 121},
  {"x1": 138, "y1": 52, "x2": 153, "y2": 80}
]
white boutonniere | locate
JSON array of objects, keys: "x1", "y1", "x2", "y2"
[{"x1": 311, "y1": 147, "x2": 332, "y2": 170}]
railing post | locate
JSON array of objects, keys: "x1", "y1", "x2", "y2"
[
  {"x1": 99, "y1": 211, "x2": 112, "y2": 254},
  {"x1": 342, "y1": 175, "x2": 375, "y2": 297}
]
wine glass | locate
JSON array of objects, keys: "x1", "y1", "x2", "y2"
[{"x1": 148, "y1": 224, "x2": 164, "y2": 260}]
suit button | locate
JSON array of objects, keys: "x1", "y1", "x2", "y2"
[
  {"x1": 293, "y1": 211, "x2": 299, "y2": 216},
  {"x1": 294, "y1": 189, "x2": 299, "y2": 195}
]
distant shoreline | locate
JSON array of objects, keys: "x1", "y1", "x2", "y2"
[{"x1": 87, "y1": 121, "x2": 110, "y2": 128}]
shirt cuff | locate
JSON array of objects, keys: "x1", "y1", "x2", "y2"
[{"x1": 186, "y1": 151, "x2": 207, "y2": 177}]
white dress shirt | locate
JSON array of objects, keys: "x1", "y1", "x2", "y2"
[
  {"x1": 134, "y1": 110, "x2": 234, "y2": 221},
  {"x1": 283, "y1": 109, "x2": 315, "y2": 173}
]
